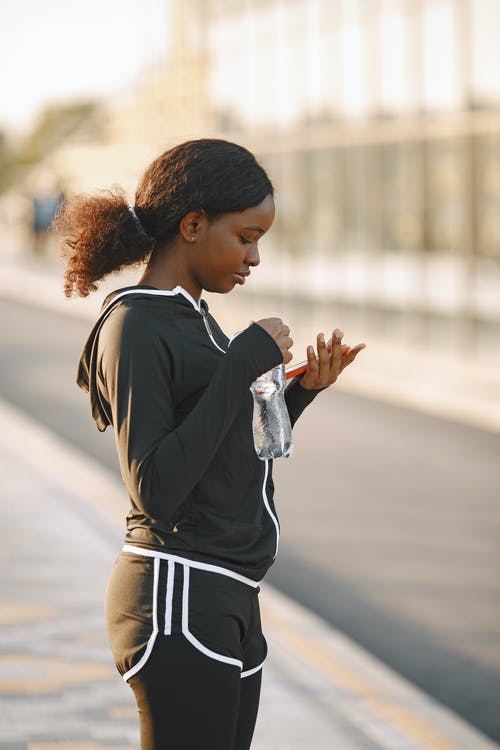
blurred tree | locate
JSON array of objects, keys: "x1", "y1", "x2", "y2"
[
  {"x1": 17, "y1": 101, "x2": 98, "y2": 167},
  {"x1": 0, "y1": 129, "x2": 16, "y2": 192},
  {"x1": 0, "y1": 101, "x2": 99, "y2": 193}
]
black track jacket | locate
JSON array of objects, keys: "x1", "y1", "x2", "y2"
[{"x1": 77, "y1": 285, "x2": 322, "y2": 581}]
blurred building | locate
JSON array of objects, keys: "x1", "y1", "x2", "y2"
[
  {"x1": 47, "y1": 0, "x2": 500, "y2": 358},
  {"x1": 198, "y1": 0, "x2": 500, "y2": 357}
]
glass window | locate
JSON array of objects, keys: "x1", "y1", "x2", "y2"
[
  {"x1": 471, "y1": 0, "x2": 500, "y2": 107},
  {"x1": 424, "y1": 138, "x2": 468, "y2": 253},
  {"x1": 380, "y1": 142, "x2": 423, "y2": 252},
  {"x1": 339, "y1": 4, "x2": 372, "y2": 117},
  {"x1": 310, "y1": 147, "x2": 343, "y2": 254},
  {"x1": 339, "y1": 145, "x2": 376, "y2": 253},
  {"x1": 422, "y1": 0, "x2": 463, "y2": 111},
  {"x1": 378, "y1": 2, "x2": 414, "y2": 114},
  {"x1": 476, "y1": 134, "x2": 500, "y2": 256}
]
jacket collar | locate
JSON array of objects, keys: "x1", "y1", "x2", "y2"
[{"x1": 100, "y1": 284, "x2": 205, "y2": 315}]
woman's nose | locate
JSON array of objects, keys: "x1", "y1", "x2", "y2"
[{"x1": 246, "y1": 245, "x2": 260, "y2": 267}]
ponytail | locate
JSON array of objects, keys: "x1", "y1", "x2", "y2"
[{"x1": 55, "y1": 188, "x2": 154, "y2": 297}]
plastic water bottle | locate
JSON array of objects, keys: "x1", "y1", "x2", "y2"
[{"x1": 250, "y1": 364, "x2": 293, "y2": 460}]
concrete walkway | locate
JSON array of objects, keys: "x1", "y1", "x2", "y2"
[{"x1": 0, "y1": 397, "x2": 498, "y2": 750}]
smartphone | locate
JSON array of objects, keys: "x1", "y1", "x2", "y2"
[
  {"x1": 285, "y1": 360, "x2": 308, "y2": 380},
  {"x1": 285, "y1": 346, "x2": 351, "y2": 380}
]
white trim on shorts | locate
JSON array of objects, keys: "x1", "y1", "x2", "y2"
[
  {"x1": 241, "y1": 661, "x2": 265, "y2": 678},
  {"x1": 181, "y1": 565, "x2": 243, "y2": 670},
  {"x1": 122, "y1": 556, "x2": 160, "y2": 683},
  {"x1": 120, "y1": 546, "x2": 267, "y2": 681},
  {"x1": 122, "y1": 544, "x2": 261, "y2": 588},
  {"x1": 164, "y1": 560, "x2": 175, "y2": 636}
]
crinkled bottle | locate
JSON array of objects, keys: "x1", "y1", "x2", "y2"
[{"x1": 250, "y1": 364, "x2": 293, "y2": 460}]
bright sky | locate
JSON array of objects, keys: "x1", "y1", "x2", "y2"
[
  {"x1": 0, "y1": 0, "x2": 170, "y2": 136},
  {"x1": 2, "y1": 0, "x2": 499, "y2": 139}
]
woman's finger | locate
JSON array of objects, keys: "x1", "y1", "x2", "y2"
[
  {"x1": 329, "y1": 328, "x2": 344, "y2": 374},
  {"x1": 350, "y1": 343, "x2": 366, "y2": 355},
  {"x1": 317, "y1": 332, "x2": 330, "y2": 380},
  {"x1": 306, "y1": 344, "x2": 319, "y2": 374},
  {"x1": 328, "y1": 338, "x2": 351, "y2": 357},
  {"x1": 326, "y1": 339, "x2": 351, "y2": 356},
  {"x1": 339, "y1": 343, "x2": 366, "y2": 372}
]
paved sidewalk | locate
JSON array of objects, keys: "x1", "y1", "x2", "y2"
[{"x1": 0, "y1": 398, "x2": 498, "y2": 750}]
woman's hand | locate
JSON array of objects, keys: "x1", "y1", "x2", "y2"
[
  {"x1": 255, "y1": 317, "x2": 293, "y2": 364},
  {"x1": 299, "y1": 328, "x2": 366, "y2": 390}
]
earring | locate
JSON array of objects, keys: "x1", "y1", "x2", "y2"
[{"x1": 190, "y1": 236, "x2": 195, "y2": 242}]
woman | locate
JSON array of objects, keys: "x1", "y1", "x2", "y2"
[{"x1": 58, "y1": 139, "x2": 365, "y2": 750}]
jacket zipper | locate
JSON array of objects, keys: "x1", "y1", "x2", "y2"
[
  {"x1": 200, "y1": 308, "x2": 226, "y2": 354},
  {"x1": 202, "y1": 307, "x2": 279, "y2": 558}
]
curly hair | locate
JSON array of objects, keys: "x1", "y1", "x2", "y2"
[{"x1": 56, "y1": 139, "x2": 274, "y2": 297}]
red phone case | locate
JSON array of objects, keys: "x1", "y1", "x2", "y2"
[{"x1": 285, "y1": 346, "x2": 351, "y2": 380}]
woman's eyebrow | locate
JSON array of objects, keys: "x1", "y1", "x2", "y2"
[{"x1": 243, "y1": 225, "x2": 264, "y2": 234}]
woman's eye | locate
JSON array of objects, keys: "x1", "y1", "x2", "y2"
[{"x1": 239, "y1": 236, "x2": 252, "y2": 245}]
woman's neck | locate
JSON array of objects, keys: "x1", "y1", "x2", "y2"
[{"x1": 137, "y1": 244, "x2": 201, "y2": 302}]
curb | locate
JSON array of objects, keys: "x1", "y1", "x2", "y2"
[{"x1": 1, "y1": 396, "x2": 498, "y2": 750}]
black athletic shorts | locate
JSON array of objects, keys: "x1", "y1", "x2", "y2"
[{"x1": 105, "y1": 545, "x2": 268, "y2": 684}]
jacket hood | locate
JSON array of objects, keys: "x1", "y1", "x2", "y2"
[{"x1": 76, "y1": 284, "x2": 207, "y2": 432}]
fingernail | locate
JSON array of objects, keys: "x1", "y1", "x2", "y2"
[
  {"x1": 319, "y1": 332, "x2": 325, "y2": 343},
  {"x1": 308, "y1": 345, "x2": 314, "y2": 354}
]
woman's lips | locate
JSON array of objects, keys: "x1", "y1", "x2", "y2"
[{"x1": 233, "y1": 273, "x2": 247, "y2": 284}]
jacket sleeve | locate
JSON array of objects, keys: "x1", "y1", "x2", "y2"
[
  {"x1": 99, "y1": 309, "x2": 282, "y2": 524},
  {"x1": 284, "y1": 375, "x2": 326, "y2": 428}
]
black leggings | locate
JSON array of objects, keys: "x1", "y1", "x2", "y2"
[
  {"x1": 129, "y1": 636, "x2": 262, "y2": 749},
  {"x1": 105, "y1": 547, "x2": 267, "y2": 750}
]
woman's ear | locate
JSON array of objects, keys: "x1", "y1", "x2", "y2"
[{"x1": 179, "y1": 210, "x2": 207, "y2": 243}]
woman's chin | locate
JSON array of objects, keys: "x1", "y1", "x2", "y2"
[{"x1": 204, "y1": 279, "x2": 238, "y2": 295}]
